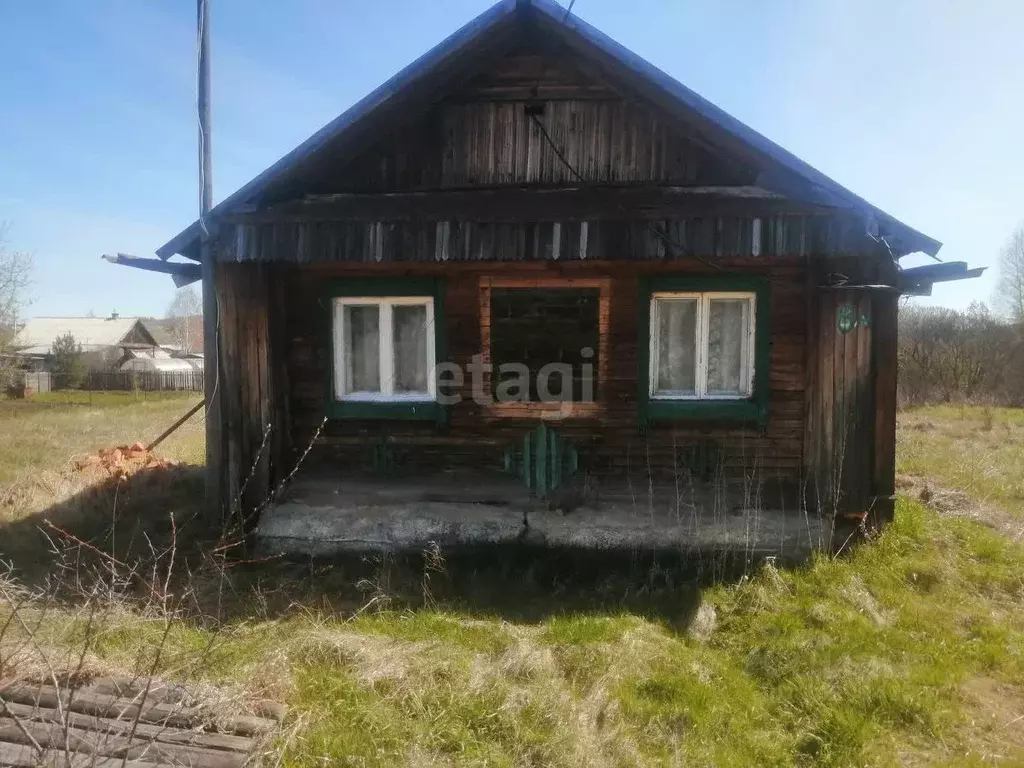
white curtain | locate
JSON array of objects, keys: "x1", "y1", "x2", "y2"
[
  {"x1": 656, "y1": 299, "x2": 697, "y2": 394},
  {"x1": 707, "y1": 299, "x2": 746, "y2": 394},
  {"x1": 345, "y1": 305, "x2": 380, "y2": 393},
  {"x1": 392, "y1": 304, "x2": 428, "y2": 393}
]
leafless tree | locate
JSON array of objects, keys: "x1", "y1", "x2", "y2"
[
  {"x1": 0, "y1": 223, "x2": 33, "y2": 354},
  {"x1": 166, "y1": 286, "x2": 202, "y2": 354},
  {"x1": 995, "y1": 224, "x2": 1024, "y2": 323}
]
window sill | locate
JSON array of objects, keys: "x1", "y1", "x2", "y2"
[
  {"x1": 326, "y1": 400, "x2": 439, "y2": 421},
  {"x1": 646, "y1": 398, "x2": 766, "y2": 425},
  {"x1": 485, "y1": 401, "x2": 603, "y2": 420}
]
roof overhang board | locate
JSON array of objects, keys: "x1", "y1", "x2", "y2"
[
  {"x1": 154, "y1": 0, "x2": 941, "y2": 261},
  {"x1": 102, "y1": 253, "x2": 201, "y2": 287},
  {"x1": 898, "y1": 262, "x2": 986, "y2": 296}
]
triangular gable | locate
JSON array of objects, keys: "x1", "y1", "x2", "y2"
[
  {"x1": 158, "y1": 0, "x2": 939, "y2": 260},
  {"x1": 120, "y1": 319, "x2": 159, "y2": 348}
]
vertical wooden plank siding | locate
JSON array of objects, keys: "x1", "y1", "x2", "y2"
[
  {"x1": 871, "y1": 292, "x2": 898, "y2": 524},
  {"x1": 807, "y1": 290, "x2": 877, "y2": 518},
  {"x1": 216, "y1": 264, "x2": 281, "y2": 522}
]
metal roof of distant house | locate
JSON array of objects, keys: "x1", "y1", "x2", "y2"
[
  {"x1": 156, "y1": 0, "x2": 940, "y2": 262},
  {"x1": 11, "y1": 316, "x2": 156, "y2": 357}
]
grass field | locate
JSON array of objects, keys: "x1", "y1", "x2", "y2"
[
  {"x1": 0, "y1": 402, "x2": 1021, "y2": 766},
  {"x1": 899, "y1": 405, "x2": 1024, "y2": 535},
  {"x1": 0, "y1": 393, "x2": 203, "y2": 482}
]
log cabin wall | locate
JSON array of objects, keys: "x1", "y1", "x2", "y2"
[
  {"x1": 209, "y1": 48, "x2": 895, "y2": 518},
  {"x1": 278, "y1": 256, "x2": 807, "y2": 489}
]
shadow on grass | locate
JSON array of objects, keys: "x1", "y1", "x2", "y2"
[{"x1": 0, "y1": 465, "x2": 817, "y2": 633}]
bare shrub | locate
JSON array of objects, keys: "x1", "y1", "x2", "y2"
[{"x1": 898, "y1": 302, "x2": 1024, "y2": 406}]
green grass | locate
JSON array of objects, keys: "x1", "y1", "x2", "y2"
[
  {"x1": 899, "y1": 405, "x2": 1024, "y2": 521},
  {"x1": 0, "y1": 403, "x2": 1023, "y2": 765}
]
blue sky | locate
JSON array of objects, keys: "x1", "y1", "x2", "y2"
[{"x1": 2, "y1": 0, "x2": 1021, "y2": 318}]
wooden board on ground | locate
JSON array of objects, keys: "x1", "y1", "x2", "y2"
[{"x1": 0, "y1": 678, "x2": 283, "y2": 768}]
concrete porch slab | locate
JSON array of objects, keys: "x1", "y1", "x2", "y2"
[{"x1": 256, "y1": 470, "x2": 826, "y2": 559}]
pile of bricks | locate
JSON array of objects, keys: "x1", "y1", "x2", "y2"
[{"x1": 76, "y1": 442, "x2": 176, "y2": 478}]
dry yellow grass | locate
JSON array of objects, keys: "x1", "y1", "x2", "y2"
[{"x1": 898, "y1": 405, "x2": 1024, "y2": 538}]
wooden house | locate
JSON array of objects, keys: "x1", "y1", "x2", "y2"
[{"x1": 124, "y1": 0, "x2": 980, "y2": 556}]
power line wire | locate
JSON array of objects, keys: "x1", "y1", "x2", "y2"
[{"x1": 528, "y1": 113, "x2": 724, "y2": 271}]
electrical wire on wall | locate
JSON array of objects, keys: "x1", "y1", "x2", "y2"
[
  {"x1": 525, "y1": 1, "x2": 893, "y2": 288},
  {"x1": 523, "y1": 0, "x2": 727, "y2": 272},
  {"x1": 527, "y1": 110, "x2": 725, "y2": 272}
]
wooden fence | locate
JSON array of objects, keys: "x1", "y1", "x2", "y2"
[{"x1": 82, "y1": 370, "x2": 205, "y2": 392}]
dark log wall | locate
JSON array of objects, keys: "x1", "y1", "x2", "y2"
[
  {"x1": 290, "y1": 54, "x2": 754, "y2": 197},
  {"x1": 282, "y1": 259, "x2": 807, "y2": 488}
]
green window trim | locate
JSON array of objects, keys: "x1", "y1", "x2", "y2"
[
  {"x1": 322, "y1": 277, "x2": 447, "y2": 425},
  {"x1": 637, "y1": 275, "x2": 771, "y2": 431}
]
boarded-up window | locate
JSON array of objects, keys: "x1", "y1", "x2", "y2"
[{"x1": 490, "y1": 288, "x2": 599, "y2": 402}]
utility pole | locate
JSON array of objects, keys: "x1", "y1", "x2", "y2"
[{"x1": 198, "y1": 0, "x2": 223, "y2": 520}]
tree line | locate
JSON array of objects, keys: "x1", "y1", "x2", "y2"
[{"x1": 898, "y1": 224, "x2": 1024, "y2": 407}]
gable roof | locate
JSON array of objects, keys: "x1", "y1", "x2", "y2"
[
  {"x1": 11, "y1": 317, "x2": 156, "y2": 356},
  {"x1": 158, "y1": 0, "x2": 940, "y2": 261},
  {"x1": 147, "y1": 316, "x2": 205, "y2": 354}
]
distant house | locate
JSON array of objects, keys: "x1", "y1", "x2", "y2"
[
  {"x1": 9, "y1": 313, "x2": 159, "y2": 371},
  {"x1": 147, "y1": 316, "x2": 205, "y2": 359}
]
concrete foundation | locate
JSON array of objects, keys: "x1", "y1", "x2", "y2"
[{"x1": 256, "y1": 470, "x2": 826, "y2": 559}]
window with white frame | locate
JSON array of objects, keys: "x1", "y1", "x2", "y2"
[
  {"x1": 649, "y1": 292, "x2": 756, "y2": 400},
  {"x1": 333, "y1": 296, "x2": 435, "y2": 402}
]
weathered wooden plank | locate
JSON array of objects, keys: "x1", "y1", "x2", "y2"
[
  {"x1": 842, "y1": 296, "x2": 860, "y2": 512},
  {"x1": 0, "y1": 719, "x2": 246, "y2": 768},
  {"x1": 228, "y1": 188, "x2": 836, "y2": 226},
  {"x1": 818, "y1": 293, "x2": 835, "y2": 512},
  {"x1": 0, "y1": 742, "x2": 161, "y2": 768},
  {"x1": 1, "y1": 700, "x2": 256, "y2": 753},
  {"x1": 218, "y1": 266, "x2": 242, "y2": 520},
  {"x1": 0, "y1": 683, "x2": 277, "y2": 737}
]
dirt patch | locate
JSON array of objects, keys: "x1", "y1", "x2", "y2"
[
  {"x1": 897, "y1": 473, "x2": 1024, "y2": 541},
  {"x1": 961, "y1": 677, "x2": 1024, "y2": 760}
]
